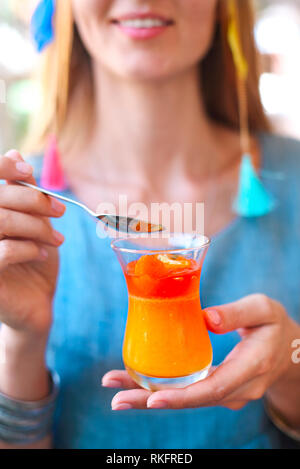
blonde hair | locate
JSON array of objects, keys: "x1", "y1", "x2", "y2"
[{"x1": 24, "y1": 0, "x2": 270, "y2": 154}]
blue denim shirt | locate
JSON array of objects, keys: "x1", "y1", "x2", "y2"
[{"x1": 27, "y1": 133, "x2": 300, "y2": 449}]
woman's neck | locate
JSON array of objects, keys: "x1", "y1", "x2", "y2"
[{"x1": 80, "y1": 65, "x2": 234, "y2": 185}]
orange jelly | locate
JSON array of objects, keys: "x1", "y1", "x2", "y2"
[{"x1": 123, "y1": 253, "x2": 212, "y2": 378}]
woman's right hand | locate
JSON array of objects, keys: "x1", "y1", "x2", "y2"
[{"x1": 0, "y1": 150, "x2": 66, "y2": 336}]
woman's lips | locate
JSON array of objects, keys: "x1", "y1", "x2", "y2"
[{"x1": 111, "y1": 14, "x2": 174, "y2": 40}]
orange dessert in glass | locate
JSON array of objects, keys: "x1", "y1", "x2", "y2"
[{"x1": 112, "y1": 234, "x2": 212, "y2": 390}]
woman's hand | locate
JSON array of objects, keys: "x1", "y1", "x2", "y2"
[
  {"x1": 103, "y1": 294, "x2": 299, "y2": 416},
  {"x1": 0, "y1": 150, "x2": 66, "y2": 443},
  {"x1": 0, "y1": 150, "x2": 66, "y2": 336}
]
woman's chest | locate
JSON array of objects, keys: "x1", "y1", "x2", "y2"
[{"x1": 64, "y1": 175, "x2": 238, "y2": 238}]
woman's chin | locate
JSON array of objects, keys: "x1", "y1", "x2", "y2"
[
  {"x1": 118, "y1": 68, "x2": 173, "y2": 81},
  {"x1": 99, "y1": 52, "x2": 180, "y2": 82},
  {"x1": 105, "y1": 63, "x2": 179, "y2": 82}
]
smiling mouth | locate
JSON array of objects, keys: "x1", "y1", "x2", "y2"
[{"x1": 111, "y1": 16, "x2": 174, "y2": 29}]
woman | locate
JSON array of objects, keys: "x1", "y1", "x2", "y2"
[{"x1": 0, "y1": 0, "x2": 299, "y2": 449}]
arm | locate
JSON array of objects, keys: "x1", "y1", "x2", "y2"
[
  {"x1": 0, "y1": 150, "x2": 66, "y2": 449},
  {"x1": 0, "y1": 326, "x2": 52, "y2": 449}
]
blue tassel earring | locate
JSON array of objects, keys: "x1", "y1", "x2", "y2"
[
  {"x1": 228, "y1": 0, "x2": 275, "y2": 218},
  {"x1": 30, "y1": 0, "x2": 56, "y2": 52},
  {"x1": 233, "y1": 154, "x2": 275, "y2": 217}
]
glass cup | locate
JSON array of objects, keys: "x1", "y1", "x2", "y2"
[{"x1": 111, "y1": 233, "x2": 212, "y2": 391}]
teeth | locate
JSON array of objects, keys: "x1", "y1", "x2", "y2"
[{"x1": 118, "y1": 19, "x2": 167, "y2": 28}]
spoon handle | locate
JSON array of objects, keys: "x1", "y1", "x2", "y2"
[{"x1": 15, "y1": 181, "x2": 96, "y2": 217}]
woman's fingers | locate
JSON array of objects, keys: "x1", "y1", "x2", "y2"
[
  {"x1": 4, "y1": 150, "x2": 39, "y2": 188},
  {"x1": 204, "y1": 294, "x2": 279, "y2": 334},
  {"x1": 107, "y1": 342, "x2": 265, "y2": 411},
  {"x1": 0, "y1": 184, "x2": 66, "y2": 218},
  {"x1": 111, "y1": 389, "x2": 151, "y2": 410},
  {"x1": 0, "y1": 151, "x2": 65, "y2": 259},
  {"x1": 0, "y1": 151, "x2": 34, "y2": 181},
  {"x1": 222, "y1": 401, "x2": 249, "y2": 411},
  {"x1": 110, "y1": 389, "x2": 249, "y2": 411},
  {"x1": 102, "y1": 370, "x2": 142, "y2": 390},
  {"x1": 1, "y1": 150, "x2": 66, "y2": 217},
  {"x1": 145, "y1": 340, "x2": 265, "y2": 410},
  {"x1": 0, "y1": 239, "x2": 48, "y2": 270},
  {"x1": 0, "y1": 208, "x2": 64, "y2": 246},
  {"x1": 107, "y1": 344, "x2": 259, "y2": 410},
  {"x1": 106, "y1": 338, "x2": 265, "y2": 411}
]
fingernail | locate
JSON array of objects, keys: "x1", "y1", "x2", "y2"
[
  {"x1": 53, "y1": 230, "x2": 64, "y2": 244},
  {"x1": 112, "y1": 403, "x2": 133, "y2": 411},
  {"x1": 147, "y1": 400, "x2": 169, "y2": 409},
  {"x1": 5, "y1": 149, "x2": 20, "y2": 160},
  {"x1": 102, "y1": 379, "x2": 122, "y2": 388},
  {"x1": 16, "y1": 162, "x2": 33, "y2": 175},
  {"x1": 205, "y1": 309, "x2": 222, "y2": 326},
  {"x1": 51, "y1": 198, "x2": 65, "y2": 214},
  {"x1": 39, "y1": 248, "x2": 48, "y2": 260}
]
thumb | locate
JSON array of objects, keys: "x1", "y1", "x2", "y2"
[
  {"x1": 204, "y1": 294, "x2": 276, "y2": 334},
  {"x1": 5, "y1": 149, "x2": 37, "y2": 186}
]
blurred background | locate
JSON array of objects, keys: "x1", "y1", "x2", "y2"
[{"x1": 0, "y1": 0, "x2": 300, "y2": 153}]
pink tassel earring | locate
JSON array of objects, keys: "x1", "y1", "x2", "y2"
[
  {"x1": 31, "y1": 2, "x2": 68, "y2": 192},
  {"x1": 41, "y1": 134, "x2": 67, "y2": 191}
]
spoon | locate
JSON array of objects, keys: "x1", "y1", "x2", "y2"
[{"x1": 15, "y1": 181, "x2": 164, "y2": 234}]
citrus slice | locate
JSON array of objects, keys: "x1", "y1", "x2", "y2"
[{"x1": 156, "y1": 254, "x2": 191, "y2": 269}]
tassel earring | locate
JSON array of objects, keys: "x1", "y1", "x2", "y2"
[
  {"x1": 30, "y1": 0, "x2": 56, "y2": 52},
  {"x1": 41, "y1": 135, "x2": 67, "y2": 191},
  {"x1": 228, "y1": 0, "x2": 275, "y2": 217}
]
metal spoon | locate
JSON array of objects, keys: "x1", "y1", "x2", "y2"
[{"x1": 15, "y1": 181, "x2": 163, "y2": 234}]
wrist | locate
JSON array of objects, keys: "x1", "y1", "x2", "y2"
[
  {"x1": 274, "y1": 318, "x2": 300, "y2": 385},
  {"x1": 0, "y1": 325, "x2": 50, "y2": 401},
  {"x1": 0, "y1": 324, "x2": 49, "y2": 359},
  {"x1": 266, "y1": 319, "x2": 300, "y2": 427},
  {"x1": 264, "y1": 396, "x2": 300, "y2": 442}
]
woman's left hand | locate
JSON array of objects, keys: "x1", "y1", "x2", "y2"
[{"x1": 102, "y1": 294, "x2": 299, "y2": 411}]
